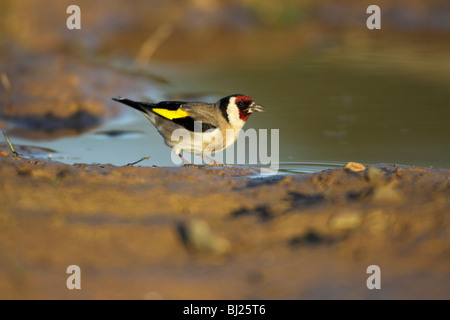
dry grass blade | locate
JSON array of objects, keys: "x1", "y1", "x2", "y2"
[
  {"x1": 125, "y1": 155, "x2": 151, "y2": 166},
  {"x1": 2, "y1": 131, "x2": 19, "y2": 157},
  {"x1": 135, "y1": 22, "x2": 174, "y2": 68},
  {"x1": 1, "y1": 72, "x2": 11, "y2": 91}
]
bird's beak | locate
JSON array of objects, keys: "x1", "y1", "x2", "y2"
[{"x1": 247, "y1": 102, "x2": 265, "y2": 113}]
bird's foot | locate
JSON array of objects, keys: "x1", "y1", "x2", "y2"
[
  {"x1": 205, "y1": 161, "x2": 232, "y2": 167},
  {"x1": 183, "y1": 163, "x2": 201, "y2": 168},
  {"x1": 201, "y1": 155, "x2": 232, "y2": 167}
]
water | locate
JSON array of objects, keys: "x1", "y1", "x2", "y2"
[
  {"x1": 170, "y1": 52, "x2": 450, "y2": 170},
  {"x1": 9, "y1": 48, "x2": 450, "y2": 173}
]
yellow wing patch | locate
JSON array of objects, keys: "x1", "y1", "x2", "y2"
[{"x1": 152, "y1": 108, "x2": 189, "y2": 120}]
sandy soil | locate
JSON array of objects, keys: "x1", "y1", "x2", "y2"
[
  {"x1": 0, "y1": 0, "x2": 449, "y2": 300},
  {"x1": 0, "y1": 145, "x2": 448, "y2": 299}
]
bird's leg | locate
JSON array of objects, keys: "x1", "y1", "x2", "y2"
[
  {"x1": 202, "y1": 154, "x2": 217, "y2": 166},
  {"x1": 179, "y1": 153, "x2": 191, "y2": 165},
  {"x1": 179, "y1": 154, "x2": 199, "y2": 167}
]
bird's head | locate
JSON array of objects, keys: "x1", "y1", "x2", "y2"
[{"x1": 219, "y1": 94, "x2": 265, "y2": 128}]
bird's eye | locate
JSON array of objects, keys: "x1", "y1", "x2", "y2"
[{"x1": 237, "y1": 101, "x2": 243, "y2": 108}]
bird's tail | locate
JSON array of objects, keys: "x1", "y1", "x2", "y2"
[{"x1": 112, "y1": 97, "x2": 154, "y2": 113}]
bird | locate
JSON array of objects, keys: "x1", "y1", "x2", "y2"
[{"x1": 112, "y1": 94, "x2": 265, "y2": 165}]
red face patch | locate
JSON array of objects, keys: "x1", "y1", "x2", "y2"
[
  {"x1": 239, "y1": 109, "x2": 251, "y2": 121},
  {"x1": 235, "y1": 95, "x2": 253, "y2": 104},
  {"x1": 233, "y1": 95, "x2": 253, "y2": 121}
]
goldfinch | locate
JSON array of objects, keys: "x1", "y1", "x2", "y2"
[{"x1": 112, "y1": 94, "x2": 265, "y2": 165}]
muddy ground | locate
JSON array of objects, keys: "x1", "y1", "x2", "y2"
[
  {"x1": 0, "y1": 0, "x2": 449, "y2": 300},
  {"x1": 0, "y1": 145, "x2": 449, "y2": 299}
]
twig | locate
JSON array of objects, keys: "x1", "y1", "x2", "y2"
[
  {"x1": 125, "y1": 156, "x2": 151, "y2": 167},
  {"x1": 1, "y1": 72, "x2": 10, "y2": 91},
  {"x1": 135, "y1": 22, "x2": 173, "y2": 68},
  {"x1": 2, "y1": 131, "x2": 19, "y2": 157}
]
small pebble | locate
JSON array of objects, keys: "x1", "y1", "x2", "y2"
[
  {"x1": 344, "y1": 162, "x2": 366, "y2": 173},
  {"x1": 372, "y1": 182, "x2": 401, "y2": 202},
  {"x1": 177, "y1": 220, "x2": 230, "y2": 254},
  {"x1": 365, "y1": 166, "x2": 383, "y2": 182},
  {"x1": 329, "y1": 211, "x2": 362, "y2": 231}
]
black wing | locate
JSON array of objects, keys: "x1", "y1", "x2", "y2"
[
  {"x1": 172, "y1": 117, "x2": 217, "y2": 132},
  {"x1": 112, "y1": 98, "x2": 216, "y2": 132}
]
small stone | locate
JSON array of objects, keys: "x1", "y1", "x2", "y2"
[
  {"x1": 329, "y1": 211, "x2": 362, "y2": 231},
  {"x1": 365, "y1": 166, "x2": 383, "y2": 183},
  {"x1": 177, "y1": 220, "x2": 230, "y2": 254},
  {"x1": 344, "y1": 162, "x2": 366, "y2": 173},
  {"x1": 372, "y1": 182, "x2": 401, "y2": 202}
]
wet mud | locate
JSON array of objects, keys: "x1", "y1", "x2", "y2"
[{"x1": 0, "y1": 146, "x2": 448, "y2": 299}]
